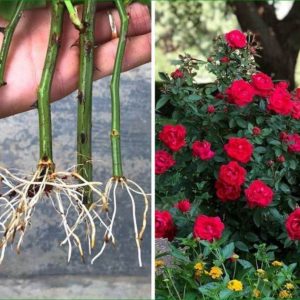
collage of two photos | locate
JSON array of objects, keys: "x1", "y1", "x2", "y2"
[{"x1": 0, "y1": 0, "x2": 300, "y2": 299}]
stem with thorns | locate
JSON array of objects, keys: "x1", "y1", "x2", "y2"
[
  {"x1": 0, "y1": 0, "x2": 25, "y2": 87},
  {"x1": 77, "y1": 0, "x2": 96, "y2": 206},
  {"x1": 37, "y1": 0, "x2": 64, "y2": 173},
  {"x1": 110, "y1": 0, "x2": 129, "y2": 178}
]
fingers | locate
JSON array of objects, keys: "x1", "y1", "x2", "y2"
[
  {"x1": 93, "y1": 32, "x2": 151, "y2": 80},
  {"x1": 94, "y1": 3, "x2": 151, "y2": 45}
]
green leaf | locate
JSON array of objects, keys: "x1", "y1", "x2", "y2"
[
  {"x1": 158, "y1": 72, "x2": 170, "y2": 82},
  {"x1": 186, "y1": 94, "x2": 201, "y2": 101},
  {"x1": 0, "y1": 0, "x2": 46, "y2": 20},
  {"x1": 235, "y1": 241, "x2": 249, "y2": 252},
  {"x1": 238, "y1": 259, "x2": 253, "y2": 269},
  {"x1": 156, "y1": 96, "x2": 170, "y2": 110},
  {"x1": 221, "y1": 242, "x2": 235, "y2": 259}
]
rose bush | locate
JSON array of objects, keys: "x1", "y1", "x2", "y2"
[{"x1": 156, "y1": 29, "x2": 300, "y2": 299}]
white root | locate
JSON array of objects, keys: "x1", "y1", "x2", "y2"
[
  {"x1": 0, "y1": 167, "x2": 150, "y2": 266},
  {"x1": 91, "y1": 177, "x2": 149, "y2": 267}
]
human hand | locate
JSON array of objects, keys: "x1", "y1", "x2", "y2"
[{"x1": 0, "y1": 2, "x2": 151, "y2": 117}]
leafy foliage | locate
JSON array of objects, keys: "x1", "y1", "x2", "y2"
[{"x1": 156, "y1": 31, "x2": 300, "y2": 299}]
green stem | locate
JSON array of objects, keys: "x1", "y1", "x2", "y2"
[
  {"x1": 37, "y1": 0, "x2": 64, "y2": 172},
  {"x1": 0, "y1": 0, "x2": 25, "y2": 87},
  {"x1": 77, "y1": 0, "x2": 96, "y2": 206},
  {"x1": 64, "y1": 0, "x2": 83, "y2": 31},
  {"x1": 110, "y1": 0, "x2": 129, "y2": 178}
]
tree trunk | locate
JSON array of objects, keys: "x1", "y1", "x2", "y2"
[{"x1": 230, "y1": 1, "x2": 300, "y2": 89}]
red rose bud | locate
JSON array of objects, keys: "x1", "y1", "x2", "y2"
[
  {"x1": 225, "y1": 29, "x2": 247, "y2": 49},
  {"x1": 280, "y1": 132, "x2": 289, "y2": 142},
  {"x1": 276, "y1": 81, "x2": 289, "y2": 90},
  {"x1": 286, "y1": 208, "x2": 300, "y2": 240},
  {"x1": 193, "y1": 215, "x2": 225, "y2": 242},
  {"x1": 224, "y1": 137, "x2": 253, "y2": 164},
  {"x1": 251, "y1": 72, "x2": 274, "y2": 97},
  {"x1": 171, "y1": 69, "x2": 184, "y2": 79},
  {"x1": 215, "y1": 92, "x2": 224, "y2": 100},
  {"x1": 223, "y1": 107, "x2": 228, "y2": 113},
  {"x1": 245, "y1": 180, "x2": 273, "y2": 208},
  {"x1": 220, "y1": 56, "x2": 230, "y2": 63},
  {"x1": 267, "y1": 87, "x2": 292, "y2": 116},
  {"x1": 192, "y1": 140, "x2": 215, "y2": 160},
  {"x1": 175, "y1": 199, "x2": 191, "y2": 213},
  {"x1": 226, "y1": 79, "x2": 255, "y2": 107},
  {"x1": 158, "y1": 124, "x2": 187, "y2": 152},
  {"x1": 277, "y1": 155, "x2": 285, "y2": 163},
  {"x1": 207, "y1": 57, "x2": 214, "y2": 62},
  {"x1": 295, "y1": 87, "x2": 300, "y2": 99},
  {"x1": 155, "y1": 210, "x2": 176, "y2": 241},
  {"x1": 291, "y1": 101, "x2": 300, "y2": 120},
  {"x1": 230, "y1": 253, "x2": 239, "y2": 262},
  {"x1": 252, "y1": 127, "x2": 261, "y2": 136},
  {"x1": 207, "y1": 105, "x2": 215, "y2": 113},
  {"x1": 155, "y1": 150, "x2": 175, "y2": 175},
  {"x1": 218, "y1": 161, "x2": 247, "y2": 186}
]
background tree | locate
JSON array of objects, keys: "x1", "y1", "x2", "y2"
[{"x1": 156, "y1": 1, "x2": 300, "y2": 88}]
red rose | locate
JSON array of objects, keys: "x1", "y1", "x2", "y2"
[
  {"x1": 226, "y1": 79, "x2": 255, "y2": 106},
  {"x1": 155, "y1": 150, "x2": 175, "y2": 174},
  {"x1": 267, "y1": 87, "x2": 292, "y2": 115},
  {"x1": 155, "y1": 210, "x2": 176, "y2": 241},
  {"x1": 252, "y1": 127, "x2": 261, "y2": 136},
  {"x1": 218, "y1": 161, "x2": 246, "y2": 186},
  {"x1": 215, "y1": 180, "x2": 241, "y2": 202},
  {"x1": 276, "y1": 81, "x2": 289, "y2": 90},
  {"x1": 193, "y1": 215, "x2": 225, "y2": 242},
  {"x1": 159, "y1": 124, "x2": 186, "y2": 152},
  {"x1": 207, "y1": 105, "x2": 215, "y2": 113},
  {"x1": 286, "y1": 209, "x2": 300, "y2": 240},
  {"x1": 251, "y1": 72, "x2": 274, "y2": 97},
  {"x1": 171, "y1": 69, "x2": 184, "y2": 79},
  {"x1": 224, "y1": 137, "x2": 253, "y2": 164},
  {"x1": 285, "y1": 133, "x2": 300, "y2": 153},
  {"x1": 245, "y1": 180, "x2": 273, "y2": 208},
  {"x1": 192, "y1": 140, "x2": 215, "y2": 160},
  {"x1": 220, "y1": 56, "x2": 230, "y2": 63},
  {"x1": 225, "y1": 30, "x2": 247, "y2": 49},
  {"x1": 291, "y1": 101, "x2": 300, "y2": 119},
  {"x1": 175, "y1": 199, "x2": 191, "y2": 213},
  {"x1": 295, "y1": 87, "x2": 300, "y2": 99}
]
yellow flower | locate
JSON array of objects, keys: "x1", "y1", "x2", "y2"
[
  {"x1": 272, "y1": 260, "x2": 284, "y2": 267},
  {"x1": 194, "y1": 262, "x2": 204, "y2": 272},
  {"x1": 155, "y1": 259, "x2": 165, "y2": 268},
  {"x1": 194, "y1": 262, "x2": 205, "y2": 278},
  {"x1": 256, "y1": 268, "x2": 266, "y2": 278},
  {"x1": 227, "y1": 279, "x2": 243, "y2": 292},
  {"x1": 252, "y1": 288, "x2": 261, "y2": 298},
  {"x1": 279, "y1": 290, "x2": 292, "y2": 299},
  {"x1": 285, "y1": 283, "x2": 295, "y2": 290},
  {"x1": 208, "y1": 266, "x2": 223, "y2": 279}
]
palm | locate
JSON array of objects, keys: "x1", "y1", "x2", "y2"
[{"x1": 0, "y1": 3, "x2": 150, "y2": 117}]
